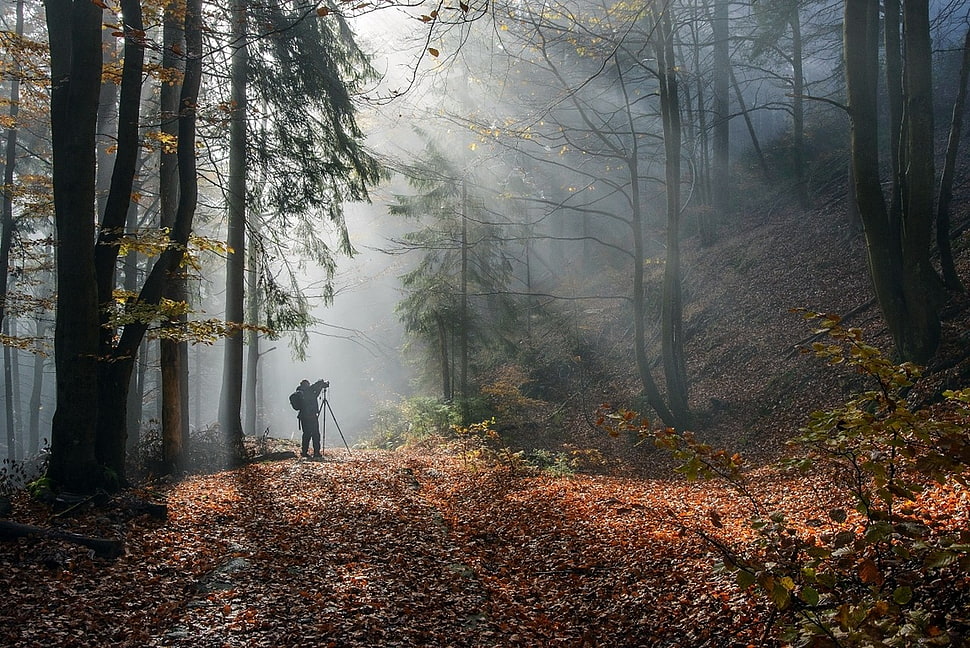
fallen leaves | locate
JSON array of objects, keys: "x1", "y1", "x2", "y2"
[{"x1": 0, "y1": 449, "x2": 964, "y2": 646}]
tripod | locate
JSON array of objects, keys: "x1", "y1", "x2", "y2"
[{"x1": 317, "y1": 386, "x2": 351, "y2": 457}]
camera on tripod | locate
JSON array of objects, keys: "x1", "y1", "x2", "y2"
[{"x1": 321, "y1": 380, "x2": 330, "y2": 389}]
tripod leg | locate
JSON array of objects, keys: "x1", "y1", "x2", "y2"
[{"x1": 325, "y1": 399, "x2": 352, "y2": 452}]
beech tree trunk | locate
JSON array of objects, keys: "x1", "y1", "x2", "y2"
[
  {"x1": 218, "y1": 0, "x2": 248, "y2": 462},
  {"x1": 657, "y1": 9, "x2": 689, "y2": 427},
  {"x1": 711, "y1": 0, "x2": 730, "y2": 232},
  {"x1": 844, "y1": 0, "x2": 942, "y2": 363},
  {"x1": 45, "y1": 0, "x2": 104, "y2": 492},
  {"x1": 790, "y1": 7, "x2": 808, "y2": 206},
  {"x1": 94, "y1": 0, "x2": 147, "y2": 482},
  {"x1": 0, "y1": 0, "x2": 21, "y2": 461},
  {"x1": 160, "y1": 1, "x2": 188, "y2": 473},
  {"x1": 937, "y1": 28, "x2": 970, "y2": 292}
]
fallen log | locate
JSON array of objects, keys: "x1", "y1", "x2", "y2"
[
  {"x1": 251, "y1": 450, "x2": 297, "y2": 463},
  {"x1": 0, "y1": 520, "x2": 124, "y2": 559}
]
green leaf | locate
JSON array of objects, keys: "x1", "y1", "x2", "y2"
[
  {"x1": 800, "y1": 585, "x2": 820, "y2": 607},
  {"x1": 736, "y1": 570, "x2": 756, "y2": 590},
  {"x1": 771, "y1": 582, "x2": 792, "y2": 610},
  {"x1": 893, "y1": 586, "x2": 913, "y2": 605}
]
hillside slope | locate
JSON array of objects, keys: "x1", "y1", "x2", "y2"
[{"x1": 548, "y1": 176, "x2": 970, "y2": 470}]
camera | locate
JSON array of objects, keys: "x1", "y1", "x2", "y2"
[{"x1": 322, "y1": 380, "x2": 330, "y2": 388}]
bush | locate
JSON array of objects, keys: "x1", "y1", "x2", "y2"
[
  {"x1": 362, "y1": 397, "x2": 465, "y2": 450},
  {"x1": 599, "y1": 312, "x2": 970, "y2": 646}
]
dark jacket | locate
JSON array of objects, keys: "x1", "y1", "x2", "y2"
[{"x1": 296, "y1": 379, "x2": 328, "y2": 420}]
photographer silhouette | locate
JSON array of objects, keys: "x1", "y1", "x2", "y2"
[{"x1": 294, "y1": 379, "x2": 328, "y2": 458}]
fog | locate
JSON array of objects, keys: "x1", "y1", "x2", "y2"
[
  {"x1": 248, "y1": 11, "x2": 437, "y2": 445},
  {"x1": 256, "y1": 199, "x2": 413, "y2": 446},
  {"x1": 6, "y1": 0, "x2": 967, "y2": 459}
]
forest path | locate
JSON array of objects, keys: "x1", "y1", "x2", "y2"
[
  {"x1": 151, "y1": 451, "x2": 497, "y2": 647},
  {"x1": 2, "y1": 449, "x2": 790, "y2": 647}
]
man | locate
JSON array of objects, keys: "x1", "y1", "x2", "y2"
[{"x1": 296, "y1": 378, "x2": 329, "y2": 458}]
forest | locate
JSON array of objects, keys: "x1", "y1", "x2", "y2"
[{"x1": 1, "y1": 0, "x2": 969, "y2": 646}]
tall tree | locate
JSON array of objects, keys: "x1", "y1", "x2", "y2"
[
  {"x1": 158, "y1": 0, "x2": 189, "y2": 473},
  {"x1": 217, "y1": 0, "x2": 248, "y2": 463},
  {"x1": 1, "y1": 0, "x2": 24, "y2": 461},
  {"x1": 655, "y1": 6, "x2": 689, "y2": 426},
  {"x1": 936, "y1": 27, "x2": 970, "y2": 293},
  {"x1": 220, "y1": 4, "x2": 381, "y2": 442},
  {"x1": 844, "y1": 0, "x2": 943, "y2": 363},
  {"x1": 45, "y1": 0, "x2": 205, "y2": 492},
  {"x1": 45, "y1": 0, "x2": 105, "y2": 492},
  {"x1": 710, "y1": 0, "x2": 731, "y2": 233},
  {"x1": 391, "y1": 144, "x2": 517, "y2": 404}
]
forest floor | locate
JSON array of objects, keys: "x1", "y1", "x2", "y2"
[{"x1": 2, "y1": 444, "x2": 967, "y2": 647}]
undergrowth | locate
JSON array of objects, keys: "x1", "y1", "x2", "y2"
[{"x1": 599, "y1": 312, "x2": 970, "y2": 646}]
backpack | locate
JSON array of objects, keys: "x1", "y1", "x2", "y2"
[{"x1": 288, "y1": 391, "x2": 303, "y2": 411}]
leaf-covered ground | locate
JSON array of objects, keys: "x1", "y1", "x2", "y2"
[{"x1": 1, "y1": 448, "x2": 965, "y2": 647}]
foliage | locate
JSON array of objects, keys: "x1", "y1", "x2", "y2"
[
  {"x1": 597, "y1": 312, "x2": 970, "y2": 646},
  {"x1": 451, "y1": 418, "x2": 517, "y2": 471},
  {"x1": 245, "y1": 2, "x2": 384, "y2": 280},
  {"x1": 524, "y1": 448, "x2": 582, "y2": 477},
  {"x1": 391, "y1": 137, "x2": 521, "y2": 398},
  {"x1": 479, "y1": 364, "x2": 548, "y2": 422},
  {"x1": 362, "y1": 397, "x2": 465, "y2": 450},
  {"x1": 25, "y1": 476, "x2": 53, "y2": 501},
  {"x1": 0, "y1": 448, "x2": 47, "y2": 497}
]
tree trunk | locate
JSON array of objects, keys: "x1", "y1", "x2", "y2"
[
  {"x1": 160, "y1": 1, "x2": 187, "y2": 473},
  {"x1": 245, "y1": 228, "x2": 259, "y2": 436},
  {"x1": 845, "y1": 0, "x2": 941, "y2": 363},
  {"x1": 218, "y1": 0, "x2": 248, "y2": 462},
  {"x1": 884, "y1": 0, "x2": 904, "y2": 234},
  {"x1": 459, "y1": 179, "x2": 469, "y2": 423},
  {"x1": 936, "y1": 28, "x2": 970, "y2": 292},
  {"x1": 790, "y1": 7, "x2": 808, "y2": 206},
  {"x1": 4, "y1": 323, "x2": 15, "y2": 461},
  {"x1": 899, "y1": 0, "x2": 942, "y2": 360},
  {"x1": 45, "y1": 1, "x2": 104, "y2": 493},
  {"x1": 711, "y1": 0, "x2": 730, "y2": 229},
  {"x1": 0, "y1": 0, "x2": 22, "y2": 461},
  {"x1": 28, "y1": 320, "x2": 46, "y2": 456},
  {"x1": 657, "y1": 9, "x2": 689, "y2": 427},
  {"x1": 729, "y1": 66, "x2": 770, "y2": 182},
  {"x1": 435, "y1": 312, "x2": 451, "y2": 400},
  {"x1": 617, "y1": 56, "x2": 675, "y2": 428},
  {"x1": 94, "y1": 0, "x2": 147, "y2": 482},
  {"x1": 0, "y1": 520, "x2": 123, "y2": 559}
]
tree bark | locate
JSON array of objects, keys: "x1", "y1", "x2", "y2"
[
  {"x1": 790, "y1": 6, "x2": 808, "y2": 206},
  {"x1": 459, "y1": 179, "x2": 470, "y2": 424},
  {"x1": 435, "y1": 312, "x2": 451, "y2": 401},
  {"x1": 45, "y1": 0, "x2": 104, "y2": 493},
  {"x1": 711, "y1": 0, "x2": 730, "y2": 229},
  {"x1": 657, "y1": 9, "x2": 689, "y2": 427},
  {"x1": 845, "y1": 0, "x2": 942, "y2": 363},
  {"x1": 160, "y1": 0, "x2": 188, "y2": 473},
  {"x1": 218, "y1": 0, "x2": 248, "y2": 462},
  {"x1": 936, "y1": 28, "x2": 970, "y2": 292},
  {"x1": 95, "y1": 0, "x2": 147, "y2": 482},
  {"x1": 616, "y1": 59, "x2": 676, "y2": 428},
  {"x1": 899, "y1": 0, "x2": 943, "y2": 359}
]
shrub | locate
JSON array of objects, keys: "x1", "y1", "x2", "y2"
[
  {"x1": 362, "y1": 397, "x2": 465, "y2": 450},
  {"x1": 598, "y1": 312, "x2": 970, "y2": 646}
]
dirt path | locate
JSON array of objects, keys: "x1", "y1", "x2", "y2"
[
  {"x1": 2, "y1": 450, "x2": 776, "y2": 647},
  {"x1": 148, "y1": 452, "x2": 499, "y2": 647}
]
